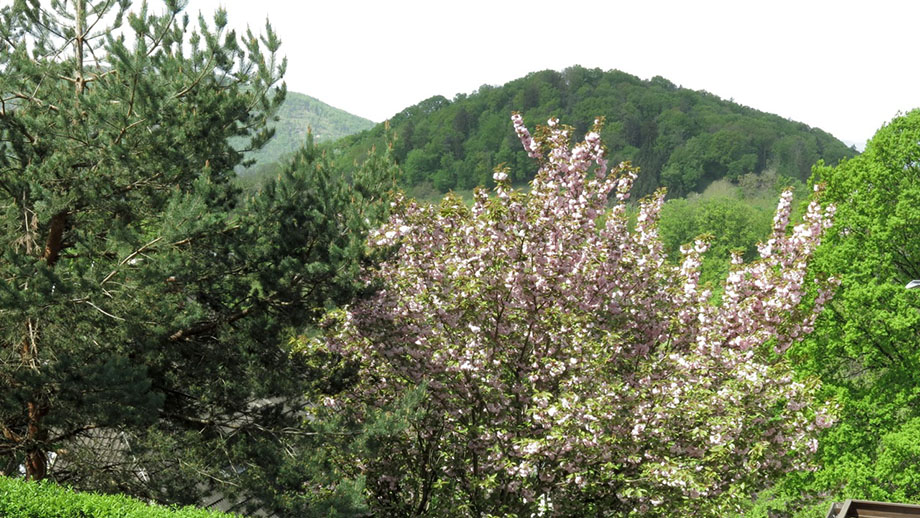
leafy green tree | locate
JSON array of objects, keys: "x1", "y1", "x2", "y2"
[
  {"x1": 752, "y1": 110, "x2": 920, "y2": 516},
  {"x1": 0, "y1": 0, "x2": 394, "y2": 512},
  {"x1": 659, "y1": 196, "x2": 773, "y2": 287}
]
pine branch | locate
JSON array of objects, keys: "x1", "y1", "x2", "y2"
[
  {"x1": 100, "y1": 236, "x2": 163, "y2": 286},
  {"x1": 11, "y1": 91, "x2": 59, "y2": 112},
  {"x1": 168, "y1": 306, "x2": 253, "y2": 342},
  {"x1": 172, "y1": 54, "x2": 216, "y2": 100}
]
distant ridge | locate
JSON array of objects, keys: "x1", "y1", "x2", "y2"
[
  {"x1": 332, "y1": 66, "x2": 856, "y2": 198},
  {"x1": 240, "y1": 91, "x2": 374, "y2": 172}
]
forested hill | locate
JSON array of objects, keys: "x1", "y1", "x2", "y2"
[
  {"x1": 333, "y1": 66, "x2": 856, "y2": 198},
  {"x1": 240, "y1": 91, "x2": 375, "y2": 171}
]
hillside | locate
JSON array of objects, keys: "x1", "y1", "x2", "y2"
[
  {"x1": 332, "y1": 66, "x2": 856, "y2": 198},
  {"x1": 239, "y1": 90, "x2": 375, "y2": 172}
]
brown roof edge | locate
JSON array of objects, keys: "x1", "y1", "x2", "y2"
[{"x1": 828, "y1": 499, "x2": 920, "y2": 518}]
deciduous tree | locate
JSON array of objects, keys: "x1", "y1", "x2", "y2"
[
  {"x1": 315, "y1": 115, "x2": 837, "y2": 517},
  {"x1": 757, "y1": 109, "x2": 920, "y2": 516}
]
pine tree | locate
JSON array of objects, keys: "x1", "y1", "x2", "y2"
[{"x1": 0, "y1": 0, "x2": 393, "y2": 510}]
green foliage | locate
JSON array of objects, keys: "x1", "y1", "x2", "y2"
[
  {"x1": 658, "y1": 173, "x2": 809, "y2": 289},
  {"x1": 754, "y1": 110, "x2": 920, "y2": 516},
  {"x1": 659, "y1": 195, "x2": 773, "y2": 287},
  {"x1": 0, "y1": 476, "x2": 234, "y2": 518},
  {"x1": 314, "y1": 117, "x2": 837, "y2": 517},
  {"x1": 256, "y1": 379, "x2": 429, "y2": 518},
  {"x1": 0, "y1": 1, "x2": 395, "y2": 514},
  {"x1": 333, "y1": 66, "x2": 855, "y2": 198}
]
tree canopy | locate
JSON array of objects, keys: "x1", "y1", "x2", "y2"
[
  {"x1": 659, "y1": 194, "x2": 775, "y2": 288},
  {"x1": 752, "y1": 109, "x2": 920, "y2": 516}
]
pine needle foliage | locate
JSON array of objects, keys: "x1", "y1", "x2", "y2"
[{"x1": 0, "y1": 1, "x2": 396, "y2": 513}]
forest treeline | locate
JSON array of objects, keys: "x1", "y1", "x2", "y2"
[{"x1": 328, "y1": 66, "x2": 855, "y2": 198}]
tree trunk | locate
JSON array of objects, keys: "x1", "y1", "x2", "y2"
[
  {"x1": 24, "y1": 401, "x2": 49, "y2": 480},
  {"x1": 20, "y1": 317, "x2": 49, "y2": 481},
  {"x1": 22, "y1": 199, "x2": 68, "y2": 482},
  {"x1": 74, "y1": 0, "x2": 85, "y2": 96},
  {"x1": 42, "y1": 211, "x2": 67, "y2": 266}
]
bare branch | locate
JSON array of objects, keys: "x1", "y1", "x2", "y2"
[
  {"x1": 113, "y1": 117, "x2": 146, "y2": 145},
  {"x1": 81, "y1": 300, "x2": 125, "y2": 321}
]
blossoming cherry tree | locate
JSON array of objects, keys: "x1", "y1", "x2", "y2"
[{"x1": 319, "y1": 115, "x2": 837, "y2": 517}]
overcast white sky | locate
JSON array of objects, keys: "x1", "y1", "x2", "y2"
[
  {"x1": 14, "y1": 0, "x2": 919, "y2": 149},
  {"x1": 182, "y1": 0, "x2": 920, "y2": 150}
]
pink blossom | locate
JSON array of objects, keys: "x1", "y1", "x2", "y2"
[{"x1": 318, "y1": 115, "x2": 837, "y2": 517}]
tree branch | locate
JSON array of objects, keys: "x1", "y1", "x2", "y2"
[
  {"x1": 12, "y1": 92, "x2": 59, "y2": 112},
  {"x1": 168, "y1": 306, "x2": 253, "y2": 342},
  {"x1": 100, "y1": 236, "x2": 162, "y2": 286}
]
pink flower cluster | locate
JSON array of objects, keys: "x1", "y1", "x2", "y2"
[{"x1": 320, "y1": 115, "x2": 837, "y2": 517}]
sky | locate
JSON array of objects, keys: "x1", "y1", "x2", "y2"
[
  {"x1": 179, "y1": 0, "x2": 920, "y2": 150},
  {"x1": 12, "y1": 0, "x2": 920, "y2": 149}
]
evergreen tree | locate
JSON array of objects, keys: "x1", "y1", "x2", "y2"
[{"x1": 0, "y1": 0, "x2": 393, "y2": 511}]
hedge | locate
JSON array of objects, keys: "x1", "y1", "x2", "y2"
[{"x1": 0, "y1": 476, "x2": 238, "y2": 518}]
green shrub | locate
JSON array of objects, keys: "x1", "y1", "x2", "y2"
[{"x1": 0, "y1": 476, "x2": 238, "y2": 518}]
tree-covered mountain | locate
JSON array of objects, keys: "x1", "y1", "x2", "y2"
[
  {"x1": 332, "y1": 66, "x2": 856, "y2": 198},
  {"x1": 240, "y1": 91, "x2": 375, "y2": 171}
]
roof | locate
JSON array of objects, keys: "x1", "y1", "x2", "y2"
[{"x1": 827, "y1": 500, "x2": 920, "y2": 518}]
